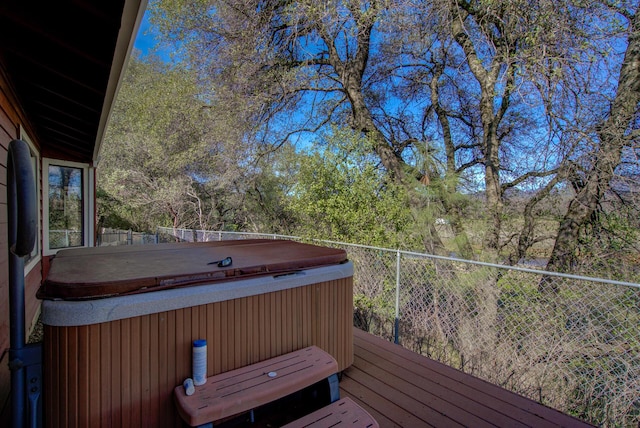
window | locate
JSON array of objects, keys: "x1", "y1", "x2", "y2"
[
  {"x1": 19, "y1": 128, "x2": 41, "y2": 273},
  {"x1": 43, "y1": 159, "x2": 94, "y2": 255}
]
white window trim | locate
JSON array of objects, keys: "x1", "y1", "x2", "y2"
[
  {"x1": 43, "y1": 158, "x2": 95, "y2": 256},
  {"x1": 19, "y1": 127, "x2": 41, "y2": 274}
]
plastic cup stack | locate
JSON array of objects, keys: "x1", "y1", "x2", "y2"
[{"x1": 192, "y1": 339, "x2": 207, "y2": 386}]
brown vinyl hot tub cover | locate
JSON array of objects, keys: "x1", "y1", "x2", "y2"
[{"x1": 38, "y1": 240, "x2": 348, "y2": 300}]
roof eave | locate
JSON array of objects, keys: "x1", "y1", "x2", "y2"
[{"x1": 93, "y1": 0, "x2": 148, "y2": 163}]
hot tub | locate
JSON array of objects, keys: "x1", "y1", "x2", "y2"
[{"x1": 39, "y1": 240, "x2": 354, "y2": 427}]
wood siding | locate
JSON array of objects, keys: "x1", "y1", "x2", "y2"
[{"x1": 44, "y1": 277, "x2": 353, "y2": 428}]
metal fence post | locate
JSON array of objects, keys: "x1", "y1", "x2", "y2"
[{"x1": 394, "y1": 249, "x2": 401, "y2": 344}]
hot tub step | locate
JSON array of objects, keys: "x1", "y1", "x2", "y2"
[
  {"x1": 173, "y1": 345, "x2": 339, "y2": 427},
  {"x1": 283, "y1": 397, "x2": 379, "y2": 428}
]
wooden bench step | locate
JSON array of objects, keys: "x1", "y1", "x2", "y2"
[
  {"x1": 283, "y1": 397, "x2": 379, "y2": 428},
  {"x1": 174, "y1": 346, "x2": 339, "y2": 426}
]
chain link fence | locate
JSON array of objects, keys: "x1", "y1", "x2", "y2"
[
  {"x1": 110, "y1": 227, "x2": 639, "y2": 426},
  {"x1": 97, "y1": 228, "x2": 160, "y2": 246},
  {"x1": 49, "y1": 229, "x2": 83, "y2": 249}
]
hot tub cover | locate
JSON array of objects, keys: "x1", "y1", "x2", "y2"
[{"x1": 38, "y1": 239, "x2": 348, "y2": 300}]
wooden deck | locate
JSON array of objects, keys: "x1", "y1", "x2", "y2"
[{"x1": 340, "y1": 328, "x2": 593, "y2": 428}]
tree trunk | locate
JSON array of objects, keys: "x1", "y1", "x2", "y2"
[
  {"x1": 484, "y1": 134, "x2": 503, "y2": 252},
  {"x1": 320, "y1": 7, "x2": 448, "y2": 254},
  {"x1": 547, "y1": 9, "x2": 640, "y2": 273},
  {"x1": 512, "y1": 173, "x2": 564, "y2": 265},
  {"x1": 449, "y1": 3, "x2": 508, "y2": 255},
  {"x1": 430, "y1": 68, "x2": 474, "y2": 259}
]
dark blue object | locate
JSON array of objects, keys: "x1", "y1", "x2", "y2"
[
  {"x1": 207, "y1": 256, "x2": 232, "y2": 267},
  {"x1": 8, "y1": 139, "x2": 40, "y2": 428}
]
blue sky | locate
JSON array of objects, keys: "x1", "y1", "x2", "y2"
[
  {"x1": 133, "y1": 11, "x2": 157, "y2": 56},
  {"x1": 133, "y1": 11, "x2": 181, "y2": 63}
]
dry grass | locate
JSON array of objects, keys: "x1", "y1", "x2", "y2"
[{"x1": 27, "y1": 313, "x2": 43, "y2": 344}]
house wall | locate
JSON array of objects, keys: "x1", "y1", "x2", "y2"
[{"x1": 0, "y1": 66, "x2": 44, "y2": 418}]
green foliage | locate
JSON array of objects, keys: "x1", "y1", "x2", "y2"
[
  {"x1": 99, "y1": 55, "x2": 208, "y2": 228},
  {"x1": 96, "y1": 188, "x2": 141, "y2": 231},
  {"x1": 287, "y1": 129, "x2": 414, "y2": 247},
  {"x1": 573, "y1": 208, "x2": 640, "y2": 281},
  {"x1": 353, "y1": 291, "x2": 395, "y2": 335},
  {"x1": 243, "y1": 144, "x2": 302, "y2": 234}
]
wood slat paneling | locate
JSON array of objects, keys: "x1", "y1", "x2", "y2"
[{"x1": 44, "y1": 277, "x2": 353, "y2": 428}]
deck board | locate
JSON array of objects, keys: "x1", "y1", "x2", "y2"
[{"x1": 342, "y1": 328, "x2": 593, "y2": 428}]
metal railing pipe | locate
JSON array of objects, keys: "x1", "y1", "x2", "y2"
[
  {"x1": 394, "y1": 249, "x2": 401, "y2": 344},
  {"x1": 7, "y1": 139, "x2": 37, "y2": 428}
]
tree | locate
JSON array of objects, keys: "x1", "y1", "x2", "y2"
[
  {"x1": 150, "y1": 0, "x2": 466, "y2": 254},
  {"x1": 101, "y1": 52, "x2": 306, "y2": 233},
  {"x1": 287, "y1": 128, "x2": 414, "y2": 247},
  {"x1": 145, "y1": 0, "x2": 639, "y2": 272},
  {"x1": 546, "y1": 4, "x2": 640, "y2": 274},
  {"x1": 100, "y1": 54, "x2": 222, "y2": 231}
]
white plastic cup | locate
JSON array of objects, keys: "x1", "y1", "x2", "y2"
[
  {"x1": 183, "y1": 378, "x2": 195, "y2": 396},
  {"x1": 192, "y1": 339, "x2": 207, "y2": 386}
]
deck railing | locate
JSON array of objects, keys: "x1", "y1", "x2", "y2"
[
  {"x1": 100, "y1": 227, "x2": 640, "y2": 426},
  {"x1": 96, "y1": 227, "x2": 159, "y2": 246}
]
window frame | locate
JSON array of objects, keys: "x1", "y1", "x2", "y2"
[{"x1": 42, "y1": 158, "x2": 95, "y2": 256}]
